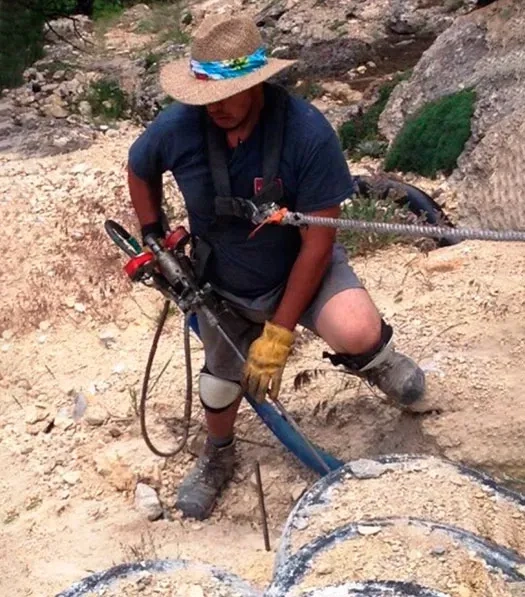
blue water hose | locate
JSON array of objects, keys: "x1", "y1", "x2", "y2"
[{"x1": 187, "y1": 313, "x2": 343, "y2": 476}]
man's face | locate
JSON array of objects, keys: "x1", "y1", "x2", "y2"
[{"x1": 206, "y1": 88, "x2": 256, "y2": 129}]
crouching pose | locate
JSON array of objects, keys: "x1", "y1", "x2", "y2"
[{"x1": 127, "y1": 14, "x2": 426, "y2": 520}]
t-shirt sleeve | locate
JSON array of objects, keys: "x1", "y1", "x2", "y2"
[
  {"x1": 294, "y1": 128, "x2": 354, "y2": 213},
  {"x1": 128, "y1": 106, "x2": 182, "y2": 182}
]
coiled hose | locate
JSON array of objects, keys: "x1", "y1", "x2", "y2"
[{"x1": 139, "y1": 302, "x2": 193, "y2": 458}]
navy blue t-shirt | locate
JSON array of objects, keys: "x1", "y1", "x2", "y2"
[{"x1": 128, "y1": 84, "x2": 354, "y2": 298}]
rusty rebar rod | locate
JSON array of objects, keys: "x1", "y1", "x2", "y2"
[{"x1": 254, "y1": 460, "x2": 271, "y2": 552}]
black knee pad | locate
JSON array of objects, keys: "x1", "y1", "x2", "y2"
[{"x1": 323, "y1": 319, "x2": 393, "y2": 372}]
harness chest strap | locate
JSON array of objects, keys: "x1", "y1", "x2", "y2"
[
  {"x1": 190, "y1": 84, "x2": 290, "y2": 281},
  {"x1": 203, "y1": 83, "x2": 290, "y2": 223}
]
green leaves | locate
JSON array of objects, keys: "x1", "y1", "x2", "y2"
[
  {"x1": 384, "y1": 89, "x2": 477, "y2": 179},
  {"x1": 337, "y1": 71, "x2": 412, "y2": 160}
]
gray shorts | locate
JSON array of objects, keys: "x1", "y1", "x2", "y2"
[{"x1": 196, "y1": 243, "x2": 362, "y2": 381}]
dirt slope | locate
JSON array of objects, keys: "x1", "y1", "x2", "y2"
[
  {"x1": 2, "y1": 128, "x2": 525, "y2": 595},
  {"x1": 2, "y1": 3, "x2": 525, "y2": 595}
]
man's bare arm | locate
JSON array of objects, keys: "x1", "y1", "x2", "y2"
[
  {"x1": 270, "y1": 204, "x2": 340, "y2": 331},
  {"x1": 127, "y1": 164, "x2": 163, "y2": 229}
]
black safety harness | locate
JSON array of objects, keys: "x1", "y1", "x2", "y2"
[
  {"x1": 203, "y1": 82, "x2": 291, "y2": 227},
  {"x1": 191, "y1": 83, "x2": 293, "y2": 281}
]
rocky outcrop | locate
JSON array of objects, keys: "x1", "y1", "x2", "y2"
[
  {"x1": 252, "y1": 0, "x2": 475, "y2": 80},
  {"x1": 378, "y1": 0, "x2": 525, "y2": 226},
  {"x1": 0, "y1": 1, "x2": 487, "y2": 157}
]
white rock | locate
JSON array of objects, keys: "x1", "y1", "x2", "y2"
[
  {"x1": 70, "y1": 163, "x2": 89, "y2": 174},
  {"x1": 74, "y1": 302, "x2": 86, "y2": 313},
  {"x1": 321, "y1": 81, "x2": 363, "y2": 104},
  {"x1": 78, "y1": 100, "x2": 92, "y2": 118},
  {"x1": 357, "y1": 524, "x2": 382, "y2": 536},
  {"x1": 349, "y1": 459, "x2": 391, "y2": 479},
  {"x1": 25, "y1": 405, "x2": 49, "y2": 424},
  {"x1": 45, "y1": 100, "x2": 69, "y2": 119},
  {"x1": 99, "y1": 328, "x2": 117, "y2": 347},
  {"x1": 134, "y1": 483, "x2": 163, "y2": 521},
  {"x1": 84, "y1": 405, "x2": 108, "y2": 427},
  {"x1": 112, "y1": 363, "x2": 126, "y2": 375},
  {"x1": 54, "y1": 408, "x2": 75, "y2": 430},
  {"x1": 53, "y1": 137, "x2": 69, "y2": 148},
  {"x1": 62, "y1": 471, "x2": 81, "y2": 485},
  {"x1": 188, "y1": 586, "x2": 204, "y2": 597}
]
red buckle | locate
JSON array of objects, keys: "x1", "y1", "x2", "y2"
[
  {"x1": 124, "y1": 252, "x2": 154, "y2": 280},
  {"x1": 165, "y1": 226, "x2": 190, "y2": 251}
]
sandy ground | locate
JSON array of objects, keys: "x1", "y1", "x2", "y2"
[
  {"x1": 2, "y1": 13, "x2": 525, "y2": 590},
  {"x1": 2, "y1": 128, "x2": 525, "y2": 596}
]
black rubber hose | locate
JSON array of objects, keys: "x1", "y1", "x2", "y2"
[
  {"x1": 55, "y1": 558, "x2": 262, "y2": 597},
  {"x1": 139, "y1": 302, "x2": 193, "y2": 458},
  {"x1": 267, "y1": 517, "x2": 525, "y2": 595},
  {"x1": 275, "y1": 454, "x2": 525, "y2": 570},
  {"x1": 293, "y1": 579, "x2": 451, "y2": 596},
  {"x1": 353, "y1": 175, "x2": 459, "y2": 247}
]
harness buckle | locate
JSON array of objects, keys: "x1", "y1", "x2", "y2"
[{"x1": 248, "y1": 201, "x2": 280, "y2": 224}]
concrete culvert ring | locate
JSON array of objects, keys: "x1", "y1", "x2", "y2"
[
  {"x1": 55, "y1": 559, "x2": 262, "y2": 597},
  {"x1": 266, "y1": 518, "x2": 525, "y2": 596},
  {"x1": 276, "y1": 454, "x2": 525, "y2": 570}
]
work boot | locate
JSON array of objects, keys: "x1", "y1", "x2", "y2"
[
  {"x1": 363, "y1": 350, "x2": 426, "y2": 407},
  {"x1": 175, "y1": 437, "x2": 236, "y2": 520},
  {"x1": 323, "y1": 320, "x2": 426, "y2": 408}
]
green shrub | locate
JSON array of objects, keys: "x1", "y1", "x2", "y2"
[
  {"x1": 337, "y1": 193, "x2": 409, "y2": 257},
  {"x1": 92, "y1": 0, "x2": 124, "y2": 20},
  {"x1": 384, "y1": 89, "x2": 476, "y2": 178},
  {"x1": 338, "y1": 71, "x2": 411, "y2": 159},
  {"x1": 0, "y1": 1, "x2": 46, "y2": 88},
  {"x1": 84, "y1": 78, "x2": 129, "y2": 120}
]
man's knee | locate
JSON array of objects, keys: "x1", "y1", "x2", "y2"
[
  {"x1": 315, "y1": 288, "x2": 382, "y2": 354},
  {"x1": 323, "y1": 319, "x2": 393, "y2": 371},
  {"x1": 345, "y1": 313, "x2": 382, "y2": 354},
  {"x1": 199, "y1": 369, "x2": 242, "y2": 413}
]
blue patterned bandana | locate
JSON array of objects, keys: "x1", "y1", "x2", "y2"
[{"x1": 190, "y1": 46, "x2": 268, "y2": 80}]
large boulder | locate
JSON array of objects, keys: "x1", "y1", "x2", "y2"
[{"x1": 378, "y1": 0, "x2": 525, "y2": 226}]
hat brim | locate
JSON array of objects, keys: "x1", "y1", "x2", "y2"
[{"x1": 159, "y1": 57, "x2": 297, "y2": 105}]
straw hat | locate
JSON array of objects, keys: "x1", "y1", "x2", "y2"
[{"x1": 159, "y1": 14, "x2": 296, "y2": 105}]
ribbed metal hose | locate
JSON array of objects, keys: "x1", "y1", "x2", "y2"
[{"x1": 282, "y1": 212, "x2": 525, "y2": 242}]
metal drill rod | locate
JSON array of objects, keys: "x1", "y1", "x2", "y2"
[
  {"x1": 254, "y1": 460, "x2": 271, "y2": 552},
  {"x1": 282, "y1": 212, "x2": 525, "y2": 242}
]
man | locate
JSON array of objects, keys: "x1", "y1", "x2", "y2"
[{"x1": 127, "y1": 14, "x2": 426, "y2": 521}]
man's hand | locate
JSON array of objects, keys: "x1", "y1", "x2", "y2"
[{"x1": 241, "y1": 321, "x2": 295, "y2": 403}]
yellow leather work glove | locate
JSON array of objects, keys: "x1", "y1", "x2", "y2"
[{"x1": 242, "y1": 321, "x2": 295, "y2": 403}]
